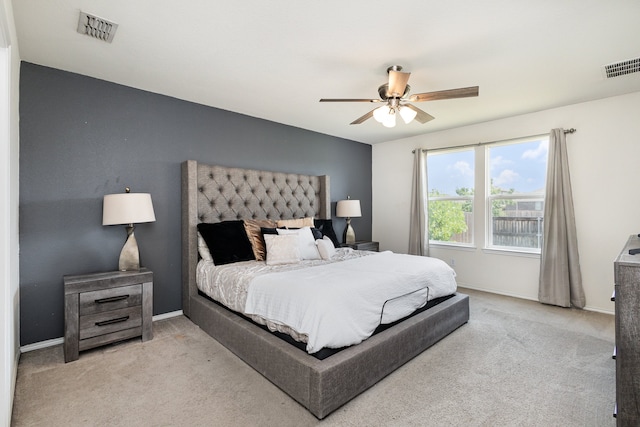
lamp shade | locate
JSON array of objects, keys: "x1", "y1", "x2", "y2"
[
  {"x1": 336, "y1": 199, "x2": 361, "y2": 218},
  {"x1": 399, "y1": 105, "x2": 418, "y2": 124},
  {"x1": 103, "y1": 193, "x2": 156, "y2": 225},
  {"x1": 373, "y1": 105, "x2": 391, "y2": 123}
]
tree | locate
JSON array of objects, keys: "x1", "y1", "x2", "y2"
[
  {"x1": 428, "y1": 190, "x2": 468, "y2": 242},
  {"x1": 490, "y1": 179, "x2": 515, "y2": 217}
]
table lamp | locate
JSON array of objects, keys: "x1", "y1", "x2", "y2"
[
  {"x1": 103, "y1": 188, "x2": 156, "y2": 271},
  {"x1": 336, "y1": 197, "x2": 361, "y2": 245}
]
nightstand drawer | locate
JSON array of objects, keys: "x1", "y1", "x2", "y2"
[
  {"x1": 79, "y1": 306, "x2": 142, "y2": 340},
  {"x1": 79, "y1": 284, "x2": 142, "y2": 315}
]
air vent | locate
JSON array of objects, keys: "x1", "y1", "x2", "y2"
[
  {"x1": 603, "y1": 57, "x2": 640, "y2": 79},
  {"x1": 77, "y1": 11, "x2": 118, "y2": 43}
]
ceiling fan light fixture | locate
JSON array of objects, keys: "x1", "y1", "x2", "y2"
[
  {"x1": 373, "y1": 105, "x2": 391, "y2": 123},
  {"x1": 382, "y1": 110, "x2": 396, "y2": 128},
  {"x1": 399, "y1": 105, "x2": 417, "y2": 124}
]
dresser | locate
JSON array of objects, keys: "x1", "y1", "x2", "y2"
[
  {"x1": 614, "y1": 235, "x2": 640, "y2": 425},
  {"x1": 64, "y1": 269, "x2": 153, "y2": 362}
]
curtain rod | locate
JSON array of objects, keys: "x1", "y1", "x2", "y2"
[{"x1": 411, "y1": 128, "x2": 576, "y2": 153}]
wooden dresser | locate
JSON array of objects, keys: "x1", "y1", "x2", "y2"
[
  {"x1": 614, "y1": 234, "x2": 640, "y2": 425},
  {"x1": 64, "y1": 269, "x2": 153, "y2": 362}
]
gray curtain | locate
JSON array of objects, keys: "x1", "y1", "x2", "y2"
[
  {"x1": 538, "y1": 129, "x2": 585, "y2": 308},
  {"x1": 409, "y1": 149, "x2": 428, "y2": 256}
]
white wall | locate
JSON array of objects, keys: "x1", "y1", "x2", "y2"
[
  {"x1": 373, "y1": 90, "x2": 640, "y2": 314},
  {"x1": 0, "y1": 0, "x2": 20, "y2": 424}
]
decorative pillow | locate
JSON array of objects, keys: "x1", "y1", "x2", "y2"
[
  {"x1": 261, "y1": 227, "x2": 278, "y2": 238},
  {"x1": 314, "y1": 219, "x2": 340, "y2": 247},
  {"x1": 316, "y1": 237, "x2": 336, "y2": 260},
  {"x1": 272, "y1": 225, "x2": 323, "y2": 240},
  {"x1": 277, "y1": 217, "x2": 315, "y2": 229},
  {"x1": 310, "y1": 227, "x2": 323, "y2": 240},
  {"x1": 243, "y1": 219, "x2": 277, "y2": 261},
  {"x1": 197, "y1": 232, "x2": 213, "y2": 263},
  {"x1": 264, "y1": 234, "x2": 301, "y2": 265},
  {"x1": 197, "y1": 221, "x2": 255, "y2": 265},
  {"x1": 276, "y1": 227, "x2": 321, "y2": 260}
]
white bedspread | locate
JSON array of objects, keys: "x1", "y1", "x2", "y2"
[
  {"x1": 244, "y1": 251, "x2": 456, "y2": 353},
  {"x1": 198, "y1": 249, "x2": 457, "y2": 354}
]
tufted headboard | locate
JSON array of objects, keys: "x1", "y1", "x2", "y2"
[{"x1": 181, "y1": 160, "x2": 331, "y2": 317}]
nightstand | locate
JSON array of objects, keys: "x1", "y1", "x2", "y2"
[
  {"x1": 64, "y1": 269, "x2": 153, "y2": 362},
  {"x1": 341, "y1": 241, "x2": 379, "y2": 252}
]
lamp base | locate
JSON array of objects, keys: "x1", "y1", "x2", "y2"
[
  {"x1": 119, "y1": 225, "x2": 141, "y2": 271},
  {"x1": 343, "y1": 218, "x2": 356, "y2": 245}
]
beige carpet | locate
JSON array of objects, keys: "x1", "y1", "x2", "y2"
[{"x1": 11, "y1": 288, "x2": 616, "y2": 426}]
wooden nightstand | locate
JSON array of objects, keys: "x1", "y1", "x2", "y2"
[
  {"x1": 341, "y1": 241, "x2": 379, "y2": 251},
  {"x1": 64, "y1": 269, "x2": 153, "y2": 362}
]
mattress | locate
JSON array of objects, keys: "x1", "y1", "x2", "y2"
[{"x1": 196, "y1": 249, "x2": 457, "y2": 353}]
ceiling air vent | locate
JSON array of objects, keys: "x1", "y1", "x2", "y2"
[
  {"x1": 77, "y1": 11, "x2": 118, "y2": 43},
  {"x1": 603, "y1": 57, "x2": 640, "y2": 79}
]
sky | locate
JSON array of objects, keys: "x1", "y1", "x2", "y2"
[{"x1": 427, "y1": 137, "x2": 549, "y2": 196}]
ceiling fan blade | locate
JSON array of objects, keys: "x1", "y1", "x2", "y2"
[
  {"x1": 408, "y1": 86, "x2": 479, "y2": 102},
  {"x1": 350, "y1": 109, "x2": 375, "y2": 125},
  {"x1": 405, "y1": 104, "x2": 435, "y2": 124},
  {"x1": 387, "y1": 70, "x2": 411, "y2": 97},
  {"x1": 319, "y1": 98, "x2": 380, "y2": 103}
]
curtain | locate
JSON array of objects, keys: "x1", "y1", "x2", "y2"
[
  {"x1": 408, "y1": 149, "x2": 428, "y2": 256},
  {"x1": 538, "y1": 129, "x2": 585, "y2": 308}
]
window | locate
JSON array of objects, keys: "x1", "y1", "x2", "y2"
[
  {"x1": 424, "y1": 135, "x2": 549, "y2": 253},
  {"x1": 427, "y1": 149, "x2": 474, "y2": 245},
  {"x1": 487, "y1": 136, "x2": 548, "y2": 252}
]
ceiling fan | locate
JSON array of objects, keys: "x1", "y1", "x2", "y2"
[{"x1": 319, "y1": 65, "x2": 479, "y2": 127}]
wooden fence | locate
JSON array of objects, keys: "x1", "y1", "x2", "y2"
[
  {"x1": 492, "y1": 216, "x2": 543, "y2": 248},
  {"x1": 448, "y1": 215, "x2": 543, "y2": 248}
]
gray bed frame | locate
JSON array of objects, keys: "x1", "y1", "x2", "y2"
[{"x1": 181, "y1": 160, "x2": 469, "y2": 419}]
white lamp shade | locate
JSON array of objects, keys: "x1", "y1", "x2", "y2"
[
  {"x1": 336, "y1": 199, "x2": 362, "y2": 218},
  {"x1": 103, "y1": 193, "x2": 156, "y2": 225},
  {"x1": 399, "y1": 105, "x2": 418, "y2": 124},
  {"x1": 373, "y1": 105, "x2": 391, "y2": 123},
  {"x1": 382, "y1": 112, "x2": 396, "y2": 128}
]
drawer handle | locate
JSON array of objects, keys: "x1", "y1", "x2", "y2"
[
  {"x1": 95, "y1": 316, "x2": 130, "y2": 327},
  {"x1": 95, "y1": 295, "x2": 129, "y2": 304}
]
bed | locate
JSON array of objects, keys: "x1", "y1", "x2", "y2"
[{"x1": 181, "y1": 160, "x2": 469, "y2": 419}]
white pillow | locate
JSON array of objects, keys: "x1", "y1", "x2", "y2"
[
  {"x1": 316, "y1": 237, "x2": 336, "y2": 260},
  {"x1": 276, "y1": 227, "x2": 321, "y2": 260},
  {"x1": 264, "y1": 234, "x2": 301, "y2": 265},
  {"x1": 197, "y1": 232, "x2": 213, "y2": 263}
]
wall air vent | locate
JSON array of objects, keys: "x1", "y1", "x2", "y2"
[
  {"x1": 603, "y1": 57, "x2": 640, "y2": 79},
  {"x1": 77, "y1": 11, "x2": 118, "y2": 43}
]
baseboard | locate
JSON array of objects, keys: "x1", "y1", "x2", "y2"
[
  {"x1": 9, "y1": 348, "x2": 19, "y2": 423},
  {"x1": 152, "y1": 310, "x2": 183, "y2": 321},
  {"x1": 19, "y1": 310, "x2": 185, "y2": 353},
  {"x1": 458, "y1": 283, "x2": 615, "y2": 316},
  {"x1": 20, "y1": 337, "x2": 64, "y2": 353}
]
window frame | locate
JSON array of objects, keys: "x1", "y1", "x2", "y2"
[
  {"x1": 485, "y1": 137, "x2": 549, "y2": 254},
  {"x1": 426, "y1": 148, "x2": 475, "y2": 247}
]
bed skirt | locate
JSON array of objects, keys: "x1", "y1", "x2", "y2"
[{"x1": 188, "y1": 291, "x2": 469, "y2": 419}]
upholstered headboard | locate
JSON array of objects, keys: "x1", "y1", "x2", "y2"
[{"x1": 181, "y1": 160, "x2": 331, "y2": 317}]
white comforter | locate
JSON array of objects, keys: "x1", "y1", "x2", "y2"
[{"x1": 197, "y1": 250, "x2": 457, "y2": 353}]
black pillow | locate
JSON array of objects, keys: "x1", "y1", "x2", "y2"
[
  {"x1": 260, "y1": 227, "x2": 279, "y2": 237},
  {"x1": 310, "y1": 227, "x2": 323, "y2": 240},
  {"x1": 198, "y1": 221, "x2": 255, "y2": 265},
  {"x1": 314, "y1": 219, "x2": 340, "y2": 247}
]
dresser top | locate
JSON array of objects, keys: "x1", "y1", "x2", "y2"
[{"x1": 615, "y1": 234, "x2": 640, "y2": 266}]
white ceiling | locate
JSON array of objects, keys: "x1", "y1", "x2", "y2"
[{"x1": 11, "y1": 0, "x2": 640, "y2": 145}]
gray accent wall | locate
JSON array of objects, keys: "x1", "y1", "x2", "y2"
[{"x1": 19, "y1": 62, "x2": 372, "y2": 346}]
